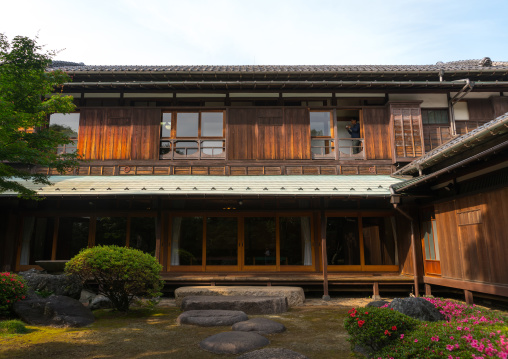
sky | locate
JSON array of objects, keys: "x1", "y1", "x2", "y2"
[{"x1": 1, "y1": 0, "x2": 508, "y2": 66}]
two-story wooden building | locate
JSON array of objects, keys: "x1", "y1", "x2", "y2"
[{"x1": 1, "y1": 58, "x2": 507, "y2": 300}]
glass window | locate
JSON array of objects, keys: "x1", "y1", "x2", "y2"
[
  {"x1": 161, "y1": 113, "x2": 172, "y2": 138},
  {"x1": 326, "y1": 217, "x2": 361, "y2": 265},
  {"x1": 279, "y1": 217, "x2": 312, "y2": 266},
  {"x1": 56, "y1": 217, "x2": 90, "y2": 260},
  {"x1": 176, "y1": 113, "x2": 199, "y2": 137},
  {"x1": 310, "y1": 111, "x2": 332, "y2": 137},
  {"x1": 174, "y1": 141, "x2": 199, "y2": 156},
  {"x1": 422, "y1": 213, "x2": 440, "y2": 261},
  {"x1": 201, "y1": 140, "x2": 225, "y2": 156},
  {"x1": 49, "y1": 113, "x2": 80, "y2": 154},
  {"x1": 19, "y1": 217, "x2": 55, "y2": 265},
  {"x1": 206, "y1": 217, "x2": 238, "y2": 266},
  {"x1": 422, "y1": 109, "x2": 449, "y2": 125},
  {"x1": 95, "y1": 217, "x2": 127, "y2": 247},
  {"x1": 244, "y1": 217, "x2": 276, "y2": 266},
  {"x1": 201, "y1": 112, "x2": 223, "y2": 137},
  {"x1": 362, "y1": 217, "x2": 397, "y2": 265},
  {"x1": 130, "y1": 217, "x2": 157, "y2": 256},
  {"x1": 171, "y1": 217, "x2": 203, "y2": 266}
]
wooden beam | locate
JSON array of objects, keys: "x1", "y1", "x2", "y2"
[
  {"x1": 424, "y1": 276, "x2": 508, "y2": 297},
  {"x1": 320, "y1": 206, "x2": 330, "y2": 300},
  {"x1": 373, "y1": 282, "x2": 381, "y2": 300},
  {"x1": 425, "y1": 283, "x2": 432, "y2": 296},
  {"x1": 465, "y1": 290, "x2": 474, "y2": 305}
]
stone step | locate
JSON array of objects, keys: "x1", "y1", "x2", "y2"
[
  {"x1": 181, "y1": 295, "x2": 288, "y2": 314},
  {"x1": 175, "y1": 285, "x2": 305, "y2": 307}
]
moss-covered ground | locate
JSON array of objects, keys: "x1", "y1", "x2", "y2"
[{"x1": 0, "y1": 306, "x2": 355, "y2": 359}]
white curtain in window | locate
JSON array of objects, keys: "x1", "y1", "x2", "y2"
[
  {"x1": 171, "y1": 217, "x2": 182, "y2": 266},
  {"x1": 301, "y1": 217, "x2": 312, "y2": 265},
  {"x1": 20, "y1": 217, "x2": 35, "y2": 265}
]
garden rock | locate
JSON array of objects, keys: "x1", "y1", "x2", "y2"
[
  {"x1": 366, "y1": 300, "x2": 389, "y2": 308},
  {"x1": 79, "y1": 289, "x2": 97, "y2": 306},
  {"x1": 177, "y1": 310, "x2": 248, "y2": 326},
  {"x1": 19, "y1": 269, "x2": 82, "y2": 299},
  {"x1": 181, "y1": 295, "x2": 288, "y2": 314},
  {"x1": 200, "y1": 331, "x2": 269, "y2": 354},
  {"x1": 388, "y1": 297, "x2": 445, "y2": 322},
  {"x1": 232, "y1": 318, "x2": 286, "y2": 334},
  {"x1": 238, "y1": 348, "x2": 309, "y2": 359},
  {"x1": 89, "y1": 295, "x2": 113, "y2": 310},
  {"x1": 13, "y1": 295, "x2": 94, "y2": 327}
]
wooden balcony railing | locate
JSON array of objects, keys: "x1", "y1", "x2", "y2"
[
  {"x1": 159, "y1": 139, "x2": 226, "y2": 160},
  {"x1": 337, "y1": 138, "x2": 365, "y2": 160}
]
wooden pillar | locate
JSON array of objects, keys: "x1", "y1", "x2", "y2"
[
  {"x1": 425, "y1": 284, "x2": 432, "y2": 297},
  {"x1": 320, "y1": 207, "x2": 330, "y2": 300},
  {"x1": 464, "y1": 290, "x2": 474, "y2": 305},
  {"x1": 409, "y1": 221, "x2": 420, "y2": 297},
  {"x1": 155, "y1": 198, "x2": 162, "y2": 264},
  {"x1": 372, "y1": 282, "x2": 381, "y2": 300}
]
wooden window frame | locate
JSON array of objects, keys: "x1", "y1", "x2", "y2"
[
  {"x1": 49, "y1": 112, "x2": 80, "y2": 155},
  {"x1": 310, "y1": 110, "x2": 336, "y2": 160},
  {"x1": 159, "y1": 110, "x2": 226, "y2": 160}
]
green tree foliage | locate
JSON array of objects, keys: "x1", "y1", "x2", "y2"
[
  {"x1": 0, "y1": 34, "x2": 80, "y2": 199},
  {"x1": 65, "y1": 245, "x2": 164, "y2": 312}
]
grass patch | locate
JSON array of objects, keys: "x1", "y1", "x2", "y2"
[
  {"x1": 0, "y1": 306, "x2": 355, "y2": 359},
  {"x1": 0, "y1": 320, "x2": 29, "y2": 336}
]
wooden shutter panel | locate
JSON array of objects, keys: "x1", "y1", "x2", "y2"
[{"x1": 391, "y1": 104, "x2": 424, "y2": 161}]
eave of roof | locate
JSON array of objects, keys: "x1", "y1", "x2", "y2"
[
  {"x1": 1, "y1": 175, "x2": 404, "y2": 197},
  {"x1": 393, "y1": 112, "x2": 508, "y2": 177}
]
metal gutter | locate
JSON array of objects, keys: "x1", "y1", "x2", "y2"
[{"x1": 61, "y1": 80, "x2": 508, "y2": 88}]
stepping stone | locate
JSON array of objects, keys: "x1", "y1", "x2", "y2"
[
  {"x1": 200, "y1": 331, "x2": 269, "y2": 354},
  {"x1": 177, "y1": 310, "x2": 248, "y2": 326},
  {"x1": 233, "y1": 318, "x2": 286, "y2": 334},
  {"x1": 238, "y1": 348, "x2": 310, "y2": 359},
  {"x1": 175, "y1": 286, "x2": 305, "y2": 307},
  {"x1": 181, "y1": 295, "x2": 288, "y2": 314}
]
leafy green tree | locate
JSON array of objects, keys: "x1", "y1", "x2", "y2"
[{"x1": 0, "y1": 34, "x2": 80, "y2": 199}]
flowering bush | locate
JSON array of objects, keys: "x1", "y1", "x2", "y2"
[
  {"x1": 0, "y1": 272, "x2": 27, "y2": 317},
  {"x1": 346, "y1": 297, "x2": 508, "y2": 359},
  {"x1": 344, "y1": 306, "x2": 419, "y2": 352}
]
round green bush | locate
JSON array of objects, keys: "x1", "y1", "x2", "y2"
[
  {"x1": 0, "y1": 272, "x2": 27, "y2": 317},
  {"x1": 65, "y1": 245, "x2": 164, "y2": 312},
  {"x1": 344, "y1": 306, "x2": 419, "y2": 353},
  {"x1": 0, "y1": 320, "x2": 28, "y2": 335}
]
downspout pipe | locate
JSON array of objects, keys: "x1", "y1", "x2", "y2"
[
  {"x1": 390, "y1": 189, "x2": 420, "y2": 297},
  {"x1": 449, "y1": 79, "x2": 475, "y2": 136}
]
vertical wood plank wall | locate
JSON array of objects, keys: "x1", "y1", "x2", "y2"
[
  {"x1": 363, "y1": 107, "x2": 391, "y2": 160},
  {"x1": 390, "y1": 103, "x2": 424, "y2": 161},
  {"x1": 78, "y1": 108, "x2": 161, "y2": 160},
  {"x1": 228, "y1": 108, "x2": 310, "y2": 160},
  {"x1": 434, "y1": 187, "x2": 508, "y2": 286}
]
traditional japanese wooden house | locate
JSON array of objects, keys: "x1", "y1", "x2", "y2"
[{"x1": 1, "y1": 58, "x2": 507, "y2": 300}]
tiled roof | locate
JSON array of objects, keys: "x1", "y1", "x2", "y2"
[
  {"x1": 393, "y1": 112, "x2": 508, "y2": 176},
  {"x1": 2, "y1": 175, "x2": 404, "y2": 197},
  {"x1": 48, "y1": 59, "x2": 508, "y2": 73}
]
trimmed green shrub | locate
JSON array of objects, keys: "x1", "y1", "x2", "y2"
[
  {"x1": 0, "y1": 320, "x2": 28, "y2": 335},
  {"x1": 0, "y1": 272, "x2": 27, "y2": 317},
  {"x1": 344, "y1": 306, "x2": 419, "y2": 353},
  {"x1": 65, "y1": 245, "x2": 164, "y2": 312}
]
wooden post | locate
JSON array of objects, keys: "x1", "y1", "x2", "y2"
[
  {"x1": 425, "y1": 284, "x2": 432, "y2": 297},
  {"x1": 320, "y1": 207, "x2": 330, "y2": 301},
  {"x1": 410, "y1": 221, "x2": 420, "y2": 297},
  {"x1": 373, "y1": 282, "x2": 381, "y2": 300},
  {"x1": 464, "y1": 290, "x2": 474, "y2": 305}
]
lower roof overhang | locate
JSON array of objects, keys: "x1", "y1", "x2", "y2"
[{"x1": 2, "y1": 175, "x2": 404, "y2": 199}]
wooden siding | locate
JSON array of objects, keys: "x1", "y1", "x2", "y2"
[
  {"x1": 78, "y1": 108, "x2": 160, "y2": 160},
  {"x1": 423, "y1": 125, "x2": 452, "y2": 152},
  {"x1": 434, "y1": 187, "x2": 508, "y2": 285},
  {"x1": 491, "y1": 96, "x2": 508, "y2": 118},
  {"x1": 227, "y1": 108, "x2": 310, "y2": 160},
  {"x1": 467, "y1": 99, "x2": 494, "y2": 121},
  {"x1": 363, "y1": 107, "x2": 391, "y2": 160},
  {"x1": 227, "y1": 109, "x2": 257, "y2": 160}
]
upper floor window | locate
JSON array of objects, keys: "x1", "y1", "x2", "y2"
[
  {"x1": 159, "y1": 111, "x2": 225, "y2": 160},
  {"x1": 421, "y1": 109, "x2": 449, "y2": 125},
  {"x1": 310, "y1": 111, "x2": 335, "y2": 159},
  {"x1": 49, "y1": 113, "x2": 80, "y2": 154}
]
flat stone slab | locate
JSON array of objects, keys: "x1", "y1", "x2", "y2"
[
  {"x1": 175, "y1": 286, "x2": 305, "y2": 307},
  {"x1": 177, "y1": 310, "x2": 248, "y2": 326},
  {"x1": 200, "y1": 331, "x2": 269, "y2": 354},
  {"x1": 233, "y1": 318, "x2": 286, "y2": 334},
  {"x1": 181, "y1": 295, "x2": 288, "y2": 314},
  {"x1": 238, "y1": 348, "x2": 310, "y2": 359}
]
